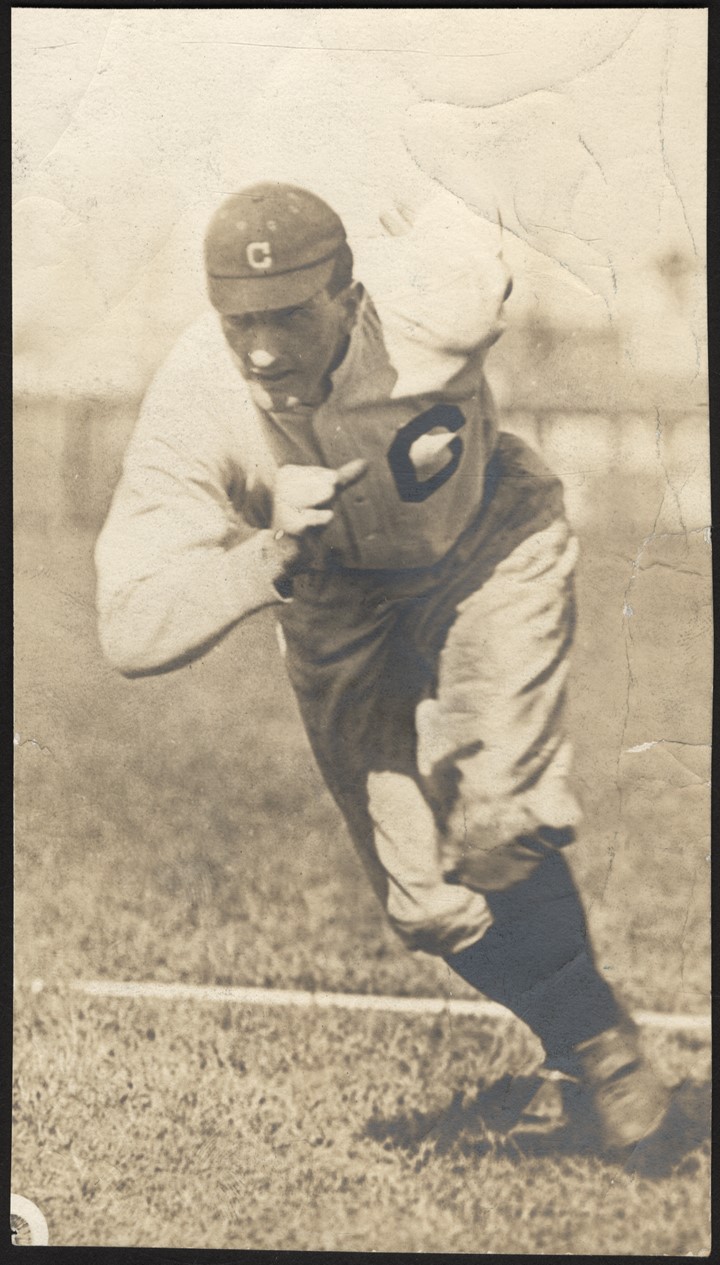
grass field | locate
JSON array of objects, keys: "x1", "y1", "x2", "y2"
[
  {"x1": 13, "y1": 427, "x2": 712, "y2": 1252},
  {"x1": 11, "y1": 987, "x2": 711, "y2": 1253}
]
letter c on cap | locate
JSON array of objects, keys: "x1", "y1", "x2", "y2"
[{"x1": 246, "y1": 241, "x2": 273, "y2": 271}]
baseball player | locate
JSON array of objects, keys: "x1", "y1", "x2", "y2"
[{"x1": 95, "y1": 182, "x2": 674, "y2": 1157}]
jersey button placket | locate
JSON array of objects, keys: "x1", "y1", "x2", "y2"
[
  {"x1": 315, "y1": 409, "x2": 377, "y2": 534},
  {"x1": 311, "y1": 407, "x2": 374, "y2": 560}
]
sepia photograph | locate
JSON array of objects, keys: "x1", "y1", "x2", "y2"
[{"x1": 12, "y1": 8, "x2": 710, "y2": 1253}]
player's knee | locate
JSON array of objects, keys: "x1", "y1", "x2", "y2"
[
  {"x1": 387, "y1": 903, "x2": 488, "y2": 957},
  {"x1": 443, "y1": 827, "x2": 578, "y2": 894},
  {"x1": 389, "y1": 912, "x2": 455, "y2": 955}
]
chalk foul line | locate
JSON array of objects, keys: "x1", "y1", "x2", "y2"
[{"x1": 26, "y1": 978, "x2": 708, "y2": 1033}]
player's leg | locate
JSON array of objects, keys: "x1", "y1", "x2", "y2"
[
  {"x1": 417, "y1": 509, "x2": 624, "y2": 1053},
  {"x1": 445, "y1": 841, "x2": 624, "y2": 1071},
  {"x1": 277, "y1": 565, "x2": 493, "y2": 956},
  {"x1": 414, "y1": 470, "x2": 671, "y2": 1150},
  {"x1": 276, "y1": 433, "x2": 565, "y2": 952},
  {"x1": 445, "y1": 850, "x2": 672, "y2": 1156}
]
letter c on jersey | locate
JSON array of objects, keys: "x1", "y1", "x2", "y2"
[
  {"x1": 388, "y1": 404, "x2": 466, "y2": 503},
  {"x1": 246, "y1": 242, "x2": 273, "y2": 271}
]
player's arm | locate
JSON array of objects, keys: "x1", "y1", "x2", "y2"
[
  {"x1": 95, "y1": 435, "x2": 290, "y2": 676},
  {"x1": 94, "y1": 323, "x2": 289, "y2": 674},
  {"x1": 95, "y1": 372, "x2": 366, "y2": 675},
  {"x1": 367, "y1": 192, "x2": 513, "y2": 397}
]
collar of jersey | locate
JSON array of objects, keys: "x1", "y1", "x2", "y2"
[{"x1": 324, "y1": 288, "x2": 400, "y2": 413}]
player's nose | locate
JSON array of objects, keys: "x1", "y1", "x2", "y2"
[{"x1": 249, "y1": 349, "x2": 277, "y2": 369}]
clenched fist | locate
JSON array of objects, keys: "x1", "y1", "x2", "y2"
[{"x1": 270, "y1": 458, "x2": 368, "y2": 571}]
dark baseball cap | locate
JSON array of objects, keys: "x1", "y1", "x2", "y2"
[{"x1": 204, "y1": 183, "x2": 347, "y2": 313}]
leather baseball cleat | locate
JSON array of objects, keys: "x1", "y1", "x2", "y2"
[
  {"x1": 572, "y1": 1023, "x2": 672, "y2": 1153},
  {"x1": 504, "y1": 1024, "x2": 676, "y2": 1162},
  {"x1": 507, "y1": 1069, "x2": 574, "y2": 1141}
]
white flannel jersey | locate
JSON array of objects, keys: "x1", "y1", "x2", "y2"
[{"x1": 95, "y1": 192, "x2": 512, "y2": 673}]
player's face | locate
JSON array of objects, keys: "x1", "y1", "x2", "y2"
[{"x1": 220, "y1": 285, "x2": 359, "y2": 408}]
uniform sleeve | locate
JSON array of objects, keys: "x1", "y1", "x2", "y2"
[
  {"x1": 357, "y1": 188, "x2": 512, "y2": 398},
  {"x1": 95, "y1": 338, "x2": 289, "y2": 676}
]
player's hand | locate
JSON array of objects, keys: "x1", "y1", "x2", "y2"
[{"x1": 270, "y1": 459, "x2": 368, "y2": 564}]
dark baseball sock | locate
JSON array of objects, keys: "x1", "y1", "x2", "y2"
[{"x1": 444, "y1": 846, "x2": 626, "y2": 1071}]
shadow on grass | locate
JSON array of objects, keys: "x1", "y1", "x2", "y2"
[
  {"x1": 364, "y1": 1075, "x2": 710, "y2": 1179},
  {"x1": 365, "y1": 1074, "x2": 554, "y2": 1164}
]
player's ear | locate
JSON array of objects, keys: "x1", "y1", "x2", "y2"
[{"x1": 338, "y1": 281, "x2": 362, "y2": 332}]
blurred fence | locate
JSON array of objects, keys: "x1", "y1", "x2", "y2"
[{"x1": 13, "y1": 324, "x2": 709, "y2": 536}]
